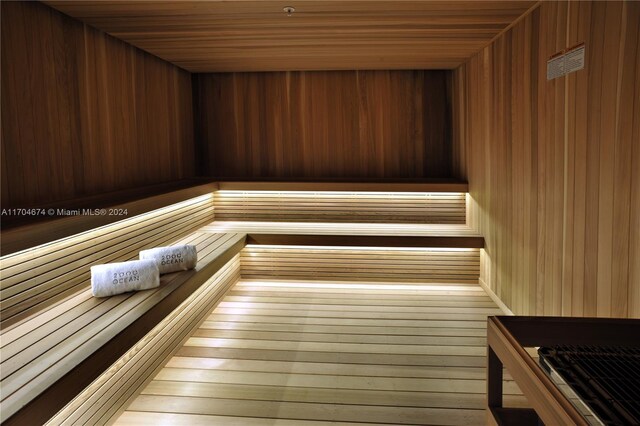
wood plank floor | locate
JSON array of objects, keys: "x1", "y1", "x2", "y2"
[{"x1": 116, "y1": 279, "x2": 527, "y2": 425}]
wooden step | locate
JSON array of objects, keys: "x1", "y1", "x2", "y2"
[{"x1": 204, "y1": 221, "x2": 484, "y2": 249}]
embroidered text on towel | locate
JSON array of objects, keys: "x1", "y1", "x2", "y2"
[
  {"x1": 161, "y1": 254, "x2": 184, "y2": 266},
  {"x1": 113, "y1": 270, "x2": 140, "y2": 285}
]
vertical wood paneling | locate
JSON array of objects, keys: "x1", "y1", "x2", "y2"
[
  {"x1": 630, "y1": 2, "x2": 640, "y2": 317},
  {"x1": 194, "y1": 70, "x2": 452, "y2": 179},
  {"x1": 564, "y1": 0, "x2": 639, "y2": 318},
  {"x1": 451, "y1": 66, "x2": 467, "y2": 180},
  {"x1": 453, "y1": 0, "x2": 640, "y2": 318},
  {"x1": 588, "y1": 0, "x2": 635, "y2": 318},
  {"x1": 0, "y1": 1, "x2": 194, "y2": 208},
  {"x1": 537, "y1": 1, "x2": 567, "y2": 316}
]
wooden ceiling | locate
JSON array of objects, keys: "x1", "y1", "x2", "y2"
[{"x1": 44, "y1": 1, "x2": 538, "y2": 73}]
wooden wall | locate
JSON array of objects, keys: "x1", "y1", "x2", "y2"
[
  {"x1": 452, "y1": 1, "x2": 640, "y2": 318},
  {"x1": 0, "y1": 1, "x2": 194, "y2": 208},
  {"x1": 194, "y1": 71, "x2": 452, "y2": 179}
]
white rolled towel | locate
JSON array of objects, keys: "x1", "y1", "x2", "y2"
[
  {"x1": 139, "y1": 245, "x2": 198, "y2": 274},
  {"x1": 91, "y1": 259, "x2": 159, "y2": 298}
]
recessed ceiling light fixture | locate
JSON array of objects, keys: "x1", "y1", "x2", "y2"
[{"x1": 283, "y1": 6, "x2": 295, "y2": 16}]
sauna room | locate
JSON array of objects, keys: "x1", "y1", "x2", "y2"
[{"x1": 0, "y1": 1, "x2": 638, "y2": 425}]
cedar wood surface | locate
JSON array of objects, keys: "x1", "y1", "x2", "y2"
[
  {"x1": 0, "y1": 1, "x2": 194, "y2": 208},
  {"x1": 115, "y1": 278, "x2": 527, "y2": 425},
  {"x1": 452, "y1": 1, "x2": 640, "y2": 318},
  {"x1": 194, "y1": 71, "x2": 453, "y2": 179},
  {"x1": 43, "y1": 1, "x2": 537, "y2": 72}
]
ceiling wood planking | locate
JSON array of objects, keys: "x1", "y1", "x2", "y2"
[{"x1": 43, "y1": 1, "x2": 538, "y2": 72}]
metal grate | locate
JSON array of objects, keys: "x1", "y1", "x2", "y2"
[{"x1": 539, "y1": 345, "x2": 640, "y2": 426}]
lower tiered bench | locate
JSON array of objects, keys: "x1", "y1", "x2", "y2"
[{"x1": 0, "y1": 232, "x2": 245, "y2": 425}]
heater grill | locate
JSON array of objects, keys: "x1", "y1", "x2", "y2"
[{"x1": 538, "y1": 345, "x2": 640, "y2": 426}]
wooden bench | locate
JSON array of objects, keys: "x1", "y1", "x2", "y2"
[
  {"x1": 1, "y1": 179, "x2": 481, "y2": 424},
  {"x1": 0, "y1": 182, "x2": 218, "y2": 328},
  {"x1": 0, "y1": 229, "x2": 245, "y2": 425},
  {"x1": 214, "y1": 181, "x2": 468, "y2": 224},
  {"x1": 42, "y1": 234, "x2": 244, "y2": 426},
  {"x1": 203, "y1": 222, "x2": 484, "y2": 284},
  {"x1": 0, "y1": 184, "x2": 247, "y2": 424},
  {"x1": 204, "y1": 222, "x2": 483, "y2": 245},
  {"x1": 207, "y1": 181, "x2": 483, "y2": 287}
]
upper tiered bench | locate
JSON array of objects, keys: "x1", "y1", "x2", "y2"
[
  {"x1": 209, "y1": 180, "x2": 483, "y2": 287},
  {"x1": 214, "y1": 180, "x2": 469, "y2": 224},
  {"x1": 209, "y1": 180, "x2": 482, "y2": 249}
]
